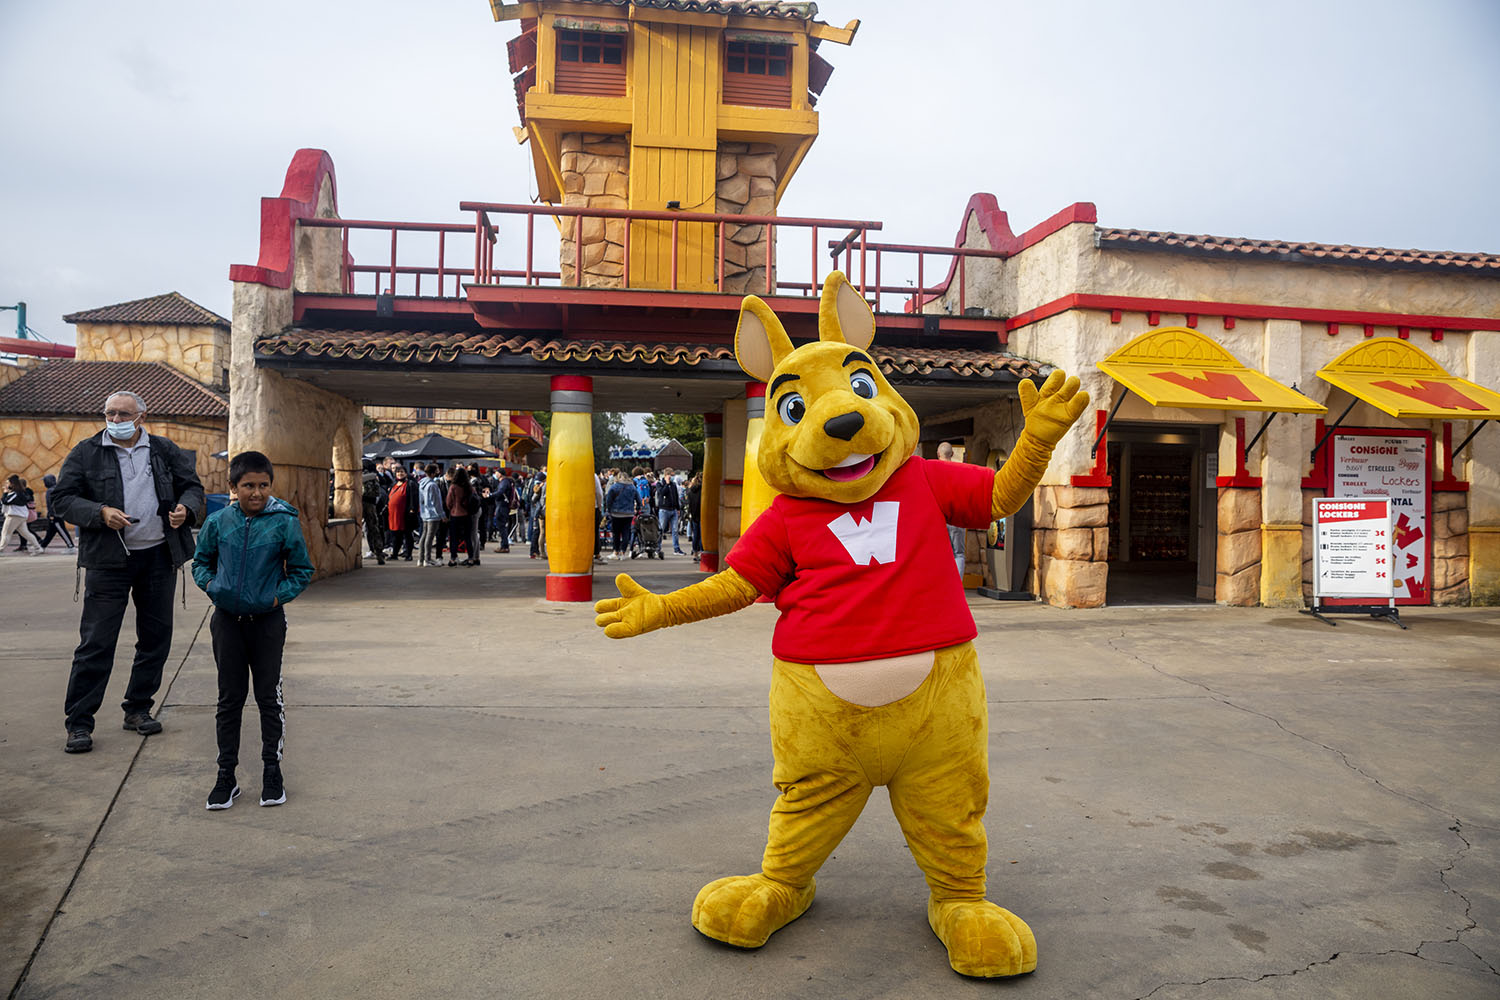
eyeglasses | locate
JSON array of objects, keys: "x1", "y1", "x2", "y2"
[{"x1": 103, "y1": 410, "x2": 139, "y2": 420}]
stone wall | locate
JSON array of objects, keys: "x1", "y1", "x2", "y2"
[
  {"x1": 1432, "y1": 491, "x2": 1470, "y2": 605},
  {"x1": 75, "y1": 322, "x2": 230, "y2": 388},
  {"x1": 1031, "y1": 485, "x2": 1108, "y2": 607},
  {"x1": 716, "y1": 142, "x2": 779, "y2": 295},
  {"x1": 278, "y1": 463, "x2": 360, "y2": 580},
  {"x1": 1217, "y1": 488, "x2": 1261, "y2": 605},
  {"x1": 559, "y1": 133, "x2": 628, "y2": 288},
  {"x1": 0, "y1": 415, "x2": 228, "y2": 498},
  {"x1": 365, "y1": 407, "x2": 502, "y2": 453}
]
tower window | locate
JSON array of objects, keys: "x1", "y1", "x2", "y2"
[
  {"x1": 556, "y1": 29, "x2": 627, "y2": 96},
  {"x1": 724, "y1": 39, "x2": 792, "y2": 108}
]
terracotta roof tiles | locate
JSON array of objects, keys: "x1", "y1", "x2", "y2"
[
  {"x1": 0, "y1": 361, "x2": 228, "y2": 418},
  {"x1": 1095, "y1": 229, "x2": 1500, "y2": 273},
  {"x1": 257, "y1": 329, "x2": 1040, "y2": 381},
  {"x1": 564, "y1": 0, "x2": 819, "y2": 19},
  {"x1": 62, "y1": 292, "x2": 230, "y2": 328}
]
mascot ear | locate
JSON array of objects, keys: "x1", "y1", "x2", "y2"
[
  {"x1": 818, "y1": 271, "x2": 875, "y2": 350},
  {"x1": 735, "y1": 295, "x2": 794, "y2": 383}
]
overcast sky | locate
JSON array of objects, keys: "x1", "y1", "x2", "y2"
[{"x1": 3, "y1": 0, "x2": 1497, "y2": 392}]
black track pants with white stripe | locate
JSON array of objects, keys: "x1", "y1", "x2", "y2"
[{"x1": 210, "y1": 607, "x2": 287, "y2": 771}]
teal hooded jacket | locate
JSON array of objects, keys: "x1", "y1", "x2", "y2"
[{"x1": 192, "y1": 497, "x2": 315, "y2": 614}]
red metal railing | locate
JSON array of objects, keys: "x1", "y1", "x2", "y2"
[
  {"x1": 826, "y1": 237, "x2": 1008, "y2": 315},
  {"x1": 458, "y1": 201, "x2": 881, "y2": 297},
  {"x1": 298, "y1": 208, "x2": 1007, "y2": 316}
]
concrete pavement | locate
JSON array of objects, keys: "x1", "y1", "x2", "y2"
[{"x1": 2, "y1": 548, "x2": 1497, "y2": 998}]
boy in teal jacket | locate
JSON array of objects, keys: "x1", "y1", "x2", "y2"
[{"x1": 192, "y1": 451, "x2": 314, "y2": 810}]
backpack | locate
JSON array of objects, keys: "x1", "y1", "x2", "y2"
[{"x1": 463, "y1": 486, "x2": 479, "y2": 515}]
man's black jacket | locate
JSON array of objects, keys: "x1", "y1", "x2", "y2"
[{"x1": 50, "y1": 432, "x2": 206, "y2": 570}]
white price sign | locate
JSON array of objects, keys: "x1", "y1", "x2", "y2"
[
  {"x1": 1312, "y1": 498, "x2": 1393, "y2": 599},
  {"x1": 1330, "y1": 432, "x2": 1429, "y2": 603}
]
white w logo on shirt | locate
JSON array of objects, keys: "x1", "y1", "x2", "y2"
[{"x1": 827, "y1": 502, "x2": 899, "y2": 565}]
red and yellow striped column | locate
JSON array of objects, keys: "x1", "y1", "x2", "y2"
[
  {"x1": 741, "y1": 381, "x2": 777, "y2": 532},
  {"x1": 698, "y1": 412, "x2": 722, "y2": 572},
  {"x1": 545, "y1": 375, "x2": 596, "y2": 602}
]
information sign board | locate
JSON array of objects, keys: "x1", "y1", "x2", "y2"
[
  {"x1": 1312, "y1": 498, "x2": 1393, "y2": 599},
  {"x1": 1330, "y1": 431, "x2": 1430, "y2": 604}
]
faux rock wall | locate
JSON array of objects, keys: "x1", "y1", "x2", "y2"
[
  {"x1": 1432, "y1": 491, "x2": 1470, "y2": 605},
  {"x1": 1031, "y1": 485, "x2": 1108, "y2": 607},
  {"x1": 559, "y1": 133, "x2": 628, "y2": 287},
  {"x1": 0, "y1": 416, "x2": 228, "y2": 498},
  {"x1": 279, "y1": 463, "x2": 360, "y2": 580},
  {"x1": 1217, "y1": 488, "x2": 1261, "y2": 605},
  {"x1": 716, "y1": 142, "x2": 778, "y2": 294},
  {"x1": 75, "y1": 322, "x2": 230, "y2": 388}
]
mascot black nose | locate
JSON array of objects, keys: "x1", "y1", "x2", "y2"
[{"x1": 823, "y1": 411, "x2": 865, "y2": 441}]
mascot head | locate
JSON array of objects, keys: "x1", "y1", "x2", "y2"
[{"x1": 734, "y1": 272, "x2": 920, "y2": 504}]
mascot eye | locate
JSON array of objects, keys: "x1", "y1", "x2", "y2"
[
  {"x1": 777, "y1": 392, "x2": 806, "y2": 426},
  {"x1": 850, "y1": 371, "x2": 878, "y2": 399}
]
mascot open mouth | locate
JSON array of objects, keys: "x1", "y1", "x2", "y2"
[{"x1": 822, "y1": 451, "x2": 880, "y2": 482}]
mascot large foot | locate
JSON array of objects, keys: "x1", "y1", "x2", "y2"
[
  {"x1": 692, "y1": 875, "x2": 816, "y2": 948},
  {"x1": 927, "y1": 897, "x2": 1037, "y2": 978}
]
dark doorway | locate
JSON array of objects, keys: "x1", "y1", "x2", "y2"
[{"x1": 1105, "y1": 422, "x2": 1217, "y2": 605}]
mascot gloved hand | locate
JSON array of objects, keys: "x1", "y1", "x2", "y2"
[{"x1": 594, "y1": 272, "x2": 1088, "y2": 978}]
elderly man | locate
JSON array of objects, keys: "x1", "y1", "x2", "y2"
[{"x1": 50, "y1": 390, "x2": 205, "y2": 753}]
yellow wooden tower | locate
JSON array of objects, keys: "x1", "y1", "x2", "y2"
[{"x1": 494, "y1": 0, "x2": 858, "y2": 291}]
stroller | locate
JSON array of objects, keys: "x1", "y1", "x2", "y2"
[{"x1": 631, "y1": 508, "x2": 663, "y2": 559}]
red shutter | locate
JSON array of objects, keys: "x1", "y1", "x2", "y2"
[
  {"x1": 556, "y1": 61, "x2": 626, "y2": 97},
  {"x1": 723, "y1": 72, "x2": 791, "y2": 108}
]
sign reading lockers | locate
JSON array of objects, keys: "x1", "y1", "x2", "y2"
[{"x1": 1329, "y1": 430, "x2": 1431, "y2": 604}]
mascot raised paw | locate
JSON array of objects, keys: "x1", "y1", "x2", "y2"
[{"x1": 593, "y1": 271, "x2": 1088, "y2": 977}]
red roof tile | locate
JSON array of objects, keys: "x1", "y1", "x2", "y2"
[
  {"x1": 1095, "y1": 229, "x2": 1500, "y2": 273},
  {"x1": 62, "y1": 292, "x2": 229, "y2": 328},
  {"x1": 0, "y1": 361, "x2": 228, "y2": 418},
  {"x1": 257, "y1": 329, "x2": 1041, "y2": 381},
  {"x1": 566, "y1": 0, "x2": 820, "y2": 20}
]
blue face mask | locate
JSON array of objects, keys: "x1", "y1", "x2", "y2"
[{"x1": 105, "y1": 420, "x2": 138, "y2": 440}]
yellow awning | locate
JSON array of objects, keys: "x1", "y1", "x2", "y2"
[
  {"x1": 1316, "y1": 339, "x2": 1500, "y2": 419},
  {"x1": 1097, "y1": 327, "x2": 1326, "y2": 413}
]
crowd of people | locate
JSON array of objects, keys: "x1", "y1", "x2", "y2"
[
  {"x1": 356, "y1": 456, "x2": 705, "y2": 566},
  {"x1": 1, "y1": 472, "x2": 77, "y2": 555}
]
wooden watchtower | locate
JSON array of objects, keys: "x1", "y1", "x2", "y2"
[{"x1": 496, "y1": 0, "x2": 858, "y2": 291}]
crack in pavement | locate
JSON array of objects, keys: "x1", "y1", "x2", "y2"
[{"x1": 1104, "y1": 630, "x2": 1497, "y2": 989}]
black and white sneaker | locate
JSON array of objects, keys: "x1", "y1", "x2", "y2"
[
  {"x1": 206, "y1": 770, "x2": 240, "y2": 810},
  {"x1": 260, "y1": 764, "x2": 286, "y2": 807}
]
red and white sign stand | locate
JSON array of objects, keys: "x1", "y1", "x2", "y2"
[{"x1": 1302, "y1": 497, "x2": 1405, "y2": 629}]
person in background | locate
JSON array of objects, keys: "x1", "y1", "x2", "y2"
[
  {"x1": 656, "y1": 466, "x2": 684, "y2": 555},
  {"x1": 1, "y1": 474, "x2": 43, "y2": 556},
  {"x1": 192, "y1": 450, "x2": 314, "y2": 810},
  {"x1": 360, "y1": 459, "x2": 386, "y2": 566},
  {"x1": 528, "y1": 472, "x2": 547, "y2": 559},
  {"x1": 468, "y1": 463, "x2": 489, "y2": 558},
  {"x1": 417, "y1": 463, "x2": 445, "y2": 567},
  {"x1": 494, "y1": 469, "x2": 518, "y2": 554},
  {"x1": 446, "y1": 466, "x2": 477, "y2": 567},
  {"x1": 686, "y1": 473, "x2": 703, "y2": 559},
  {"x1": 604, "y1": 470, "x2": 640, "y2": 561},
  {"x1": 385, "y1": 465, "x2": 415, "y2": 561},
  {"x1": 51, "y1": 389, "x2": 205, "y2": 753},
  {"x1": 937, "y1": 441, "x2": 967, "y2": 577},
  {"x1": 36, "y1": 474, "x2": 76, "y2": 551}
]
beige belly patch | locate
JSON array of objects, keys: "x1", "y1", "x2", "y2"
[{"x1": 815, "y1": 651, "x2": 934, "y2": 707}]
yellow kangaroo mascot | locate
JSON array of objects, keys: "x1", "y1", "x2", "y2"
[{"x1": 595, "y1": 271, "x2": 1088, "y2": 977}]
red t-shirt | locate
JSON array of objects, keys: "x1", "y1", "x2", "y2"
[{"x1": 726, "y1": 456, "x2": 994, "y2": 664}]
